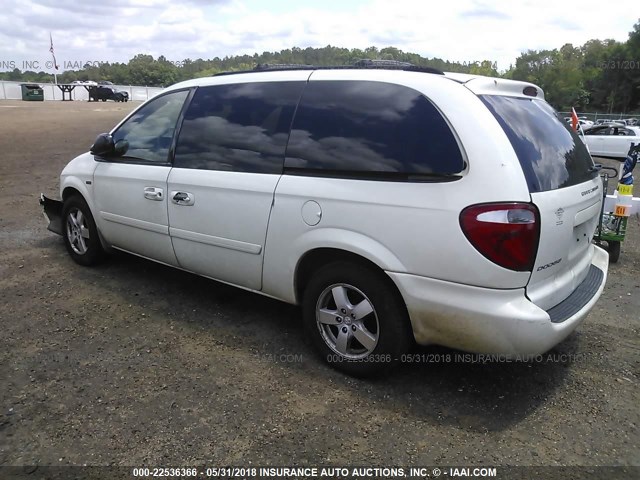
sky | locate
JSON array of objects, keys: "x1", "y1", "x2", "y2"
[{"x1": 0, "y1": 0, "x2": 637, "y2": 73}]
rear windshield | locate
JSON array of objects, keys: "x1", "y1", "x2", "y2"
[{"x1": 481, "y1": 95, "x2": 597, "y2": 193}]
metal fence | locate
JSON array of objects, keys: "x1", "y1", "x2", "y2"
[
  {"x1": 559, "y1": 111, "x2": 640, "y2": 123},
  {"x1": 0, "y1": 81, "x2": 164, "y2": 102}
]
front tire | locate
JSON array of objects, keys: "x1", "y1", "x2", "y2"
[
  {"x1": 62, "y1": 195, "x2": 105, "y2": 266},
  {"x1": 302, "y1": 261, "x2": 413, "y2": 376}
]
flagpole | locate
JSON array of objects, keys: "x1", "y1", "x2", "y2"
[{"x1": 49, "y1": 32, "x2": 59, "y2": 85}]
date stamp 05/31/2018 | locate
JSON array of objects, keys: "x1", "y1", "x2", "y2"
[{"x1": 599, "y1": 59, "x2": 640, "y2": 70}]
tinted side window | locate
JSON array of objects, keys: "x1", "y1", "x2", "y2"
[
  {"x1": 174, "y1": 82, "x2": 305, "y2": 173},
  {"x1": 112, "y1": 90, "x2": 189, "y2": 164},
  {"x1": 481, "y1": 95, "x2": 596, "y2": 193},
  {"x1": 585, "y1": 127, "x2": 606, "y2": 136},
  {"x1": 285, "y1": 81, "x2": 464, "y2": 179}
]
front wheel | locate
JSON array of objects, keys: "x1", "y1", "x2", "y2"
[
  {"x1": 303, "y1": 262, "x2": 413, "y2": 376},
  {"x1": 62, "y1": 195, "x2": 105, "y2": 266}
]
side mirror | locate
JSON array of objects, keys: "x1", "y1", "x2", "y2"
[
  {"x1": 114, "y1": 139, "x2": 129, "y2": 156},
  {"x1": 90, "y1": 133, "x2": 114, "y2": 156}
]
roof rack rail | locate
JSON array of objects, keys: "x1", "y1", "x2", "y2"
[
  {"x1": 352, "y1": 59, "x2": 444, "y2": 75},
  {"x1": 352, "y1": 59, "x2": 413, "y2": 68},
  {"x1": 254, "y1": 63, "x2": 314, "y2": 71},
  {"x1": 214, "y1": 61, "x2": 445, "y2": 76}
]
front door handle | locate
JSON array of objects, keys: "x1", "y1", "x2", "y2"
[
  {"x1": 143, "y1": 187, "x2": 164, "y2": 201},
  {"x1": 171, "y1": 191, "x2": 195, "y2": 206}
]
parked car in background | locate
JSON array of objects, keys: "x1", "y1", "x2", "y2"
[
  {"x1": 564, "y1": 117, "x2": 593, "y2": 128},
  {"x1": 71, "y1": 80, "x2": 98, "y2": 86},
  {"x1": 581, "y1": 124, "x2": 640, "y2": 159},
  {"x1": 40, "y1": 63, "x2": 608, "y2": 375},
  {"x1": 88, "y1": 85, "x2": 129, "y2": 102},
  {"x1": 578, "y1": 116, "x2": 594, "y2": 127}
]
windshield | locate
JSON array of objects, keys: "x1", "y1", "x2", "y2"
[{"x1": 481, "y1": 95, "x2": 597, "y2": 193}]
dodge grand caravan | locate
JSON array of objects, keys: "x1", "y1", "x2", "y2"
[{"x1": 40, "y1": 62, "x2": 609, "y2": 375}]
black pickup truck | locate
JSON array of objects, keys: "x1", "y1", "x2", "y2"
[{"x1": 88, "y1": 85, "x2": 129, "y2": 102}]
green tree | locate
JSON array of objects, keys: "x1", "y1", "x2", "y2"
[
  {"x1": 1, "y1": 21, "x2": 638, "y2": 112},
  {"x1": 626, "y1": 20, "x2": 640, "y2": 110}
]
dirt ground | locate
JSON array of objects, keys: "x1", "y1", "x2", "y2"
[{"x1": 0, "y1": 100, "x2": 638, "y2": 472}]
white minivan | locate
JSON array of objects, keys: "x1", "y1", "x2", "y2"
[{"x1": 41, "y1": 62, "x2": 609, "y2": 375}]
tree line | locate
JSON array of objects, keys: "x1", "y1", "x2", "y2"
[
  {"x1": 2, "y1": 19, "x2": 638, "y2": 113},
  {"x1": 505, "y1": 20, "x2": 640, "y2": 113}
]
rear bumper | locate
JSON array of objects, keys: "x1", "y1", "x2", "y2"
[
  {"x1": 389, "y1": 245, "x2": 609, "y2": 355},
  {"x1": 39, "y1": 194, "x2": 63, "y2": 235}
]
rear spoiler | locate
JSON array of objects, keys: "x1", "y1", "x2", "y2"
[{"x1": 445, "y1": 74, "x2": 545, "y2": 100}]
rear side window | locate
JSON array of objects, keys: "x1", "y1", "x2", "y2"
[
  {"x1": 481, "y1": 95, "x2": 596, "y2": 192},
  {"x1": 285, "y1": 81, "x2": 465, "y2": 180},
  {"x1": 174, "y1": 82, "x2": 305, "y2": 173},
  {"x1": 584, "y1": 126, "x2": 609, "y2": 136}
]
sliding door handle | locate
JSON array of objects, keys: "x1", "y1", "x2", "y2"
[{"x1": 171, "y1": 191, "x2": 195, "y2": 206}]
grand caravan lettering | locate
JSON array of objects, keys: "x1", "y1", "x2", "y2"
[{"x1": 537, "y1": 258, "x2": 562, "y2": 271}]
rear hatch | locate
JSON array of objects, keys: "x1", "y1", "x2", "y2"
[{"x1": 480, "y1": 94, "x2": 602, "y2": 310}]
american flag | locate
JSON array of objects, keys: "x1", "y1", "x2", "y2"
[{"x1": 49, "y1": 32, "x2": 59, "y2": 70}]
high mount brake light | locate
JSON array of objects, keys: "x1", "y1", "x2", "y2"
[{"x1": 460, "y1": 203, "x2": 540, "y2": 271}]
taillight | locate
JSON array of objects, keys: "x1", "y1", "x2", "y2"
[{"x1": 460, "y1": 203, "x2": 540, "y2": 271}]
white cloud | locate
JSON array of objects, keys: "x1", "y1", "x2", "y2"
[{"x1": 0, "y1": 0, "x2": 636, "y2": 73}]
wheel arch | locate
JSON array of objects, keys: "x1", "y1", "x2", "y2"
[
  {"x1": 61, "y1": 184, "x2": 110, "y2": 251},
  {"x1": 263, "y1": 227, "x2": 408, "y2": 304},
  {"x1": 62, "y1": 186, "x2": 83, "y2": 201},
  {"x1": 294, "y1": 247, "x2": 408, "y2": 316}
]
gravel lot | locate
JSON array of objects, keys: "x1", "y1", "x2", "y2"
[{"x1": 0, "y1": 100, "x2": 638, "y2": 473}]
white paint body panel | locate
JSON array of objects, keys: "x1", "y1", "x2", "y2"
[
  {"x1": 59, "y1": 153, "x2": 99, "y2": 210},
  {"x1": 166, "y1": 169, "x2": 279, "y2": 290},
  {"x1": 390, "y1": 245, "x2": 608, "y2": 353},
  {"x1": 92, "y1": 162, "x2": 177, "y2": 266},
  {"x1": 526, "y1": 177, "x2": 602, "y2": 310}
]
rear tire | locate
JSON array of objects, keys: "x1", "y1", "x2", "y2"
[
  {"x1": 62, "y1": 195, "x2": 105, "y2": 266},
  {"x1": 302, "y1": 261, "x2": 413, "y2": 376}
]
